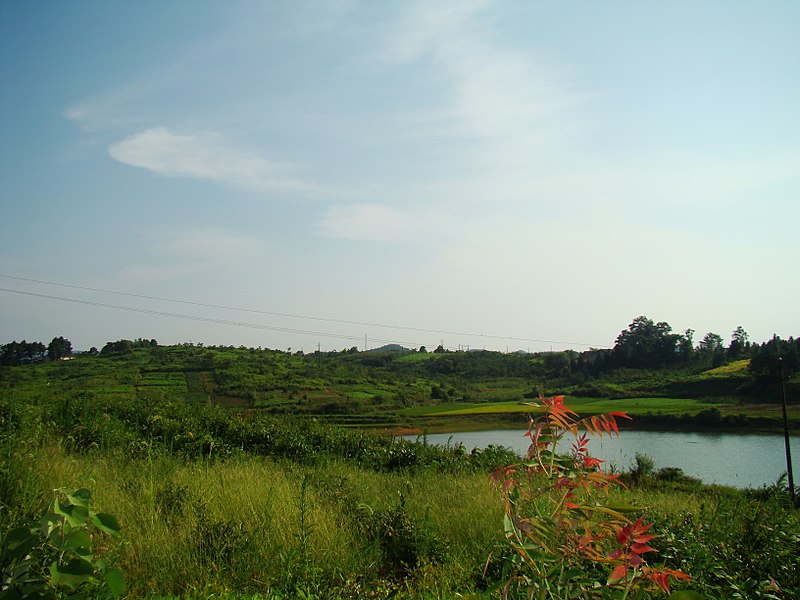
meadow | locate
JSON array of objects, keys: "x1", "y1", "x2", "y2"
[{"x1": 2, "y1": 345, "x2": 799, "y2": 599}]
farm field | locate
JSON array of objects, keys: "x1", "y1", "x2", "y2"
[{"x1": 396, "y1": 397, "x2": 726, "y2": 417}]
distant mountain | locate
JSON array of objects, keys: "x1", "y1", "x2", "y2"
[{"x1": 366, "y1": 344, "x2": 411, "y2": 353}]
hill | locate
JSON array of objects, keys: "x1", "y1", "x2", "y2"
[{"x1": 1, "y1": 341, "x2": 797, "y2": 432}]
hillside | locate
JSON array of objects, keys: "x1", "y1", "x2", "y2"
[{"x1": 1, "y1": 342, "x2": 797, "y2": 432}]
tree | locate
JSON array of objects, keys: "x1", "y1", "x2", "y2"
[
  {"x1": 0, "y1": 340, "x2": 46, "y2": 365},
  {"x1": 728, "y1": 326, "x2": 749, "y2": 359},
  {"x1": 47, "y1": 336, "x2": 73, "y2": 361},
  {"x1": 613, "y1": 316, "x2": 681, "y2": 368},
  {"x1": 101, "y1": 339, "x2": 133, "y2": 355},
  {"x1": 749, "y1": 335, "x2": 800, "y2": 382},
  {"x1": 697, "y1": 332, "x2": 725, "y2": 367},
  {"x1": 677, "y1": 328, "x2": 695, "y2": 361}
]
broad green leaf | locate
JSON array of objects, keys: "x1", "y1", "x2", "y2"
[
  {"x1": 0, "y1": 587, "x2": 24, "y2": 600},
  {"x1": 93, "y1": 512, "x2": 121, "y2": 535},
  {"x1": 53, "y1": 498, "x2": 89, "y2": 527},
  {"x1": 64, "y1": 529, "x2": 92, "y2": 557},
  {"x1": 67, "y1": 488, "x2": 92, "y2": 508},
  {"x1": 18, "y1": 584, "x2": 54, "y2": 600},
  {"x1": 49, "y1": 558, "x2": 93, "y2": 589},
  {"x1": 65, "y1": 505, "x2": 89, "y2": 527},
  {"x1": 605, "y1": 502, "x2": 645, "y2": 513},
  {"x1": 3, "y1": 527, "x2": 36, "y2": 561},
  {"x1": 48, "y1": 528, "x2": 64, "y2": 548},
  {"x1": 52, "y1": 497, "x2": 67, "y2": 518},
  {"x1": 104, "y1": 567, "x2": 126, "y2": 597}
]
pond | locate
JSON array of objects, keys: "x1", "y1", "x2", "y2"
[{"x1": 405, "y1": 429, "x2": 800, "y2": 489}]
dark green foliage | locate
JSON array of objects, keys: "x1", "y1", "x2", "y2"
[
  {"x1": 651, "y1": 493, "x2": 800, "y2": 599},
  {"x1": 613, "y1": 316, "x2": 685, "y2": 369},
  {"x1": 0, "y1": 341, "x2": 46, "y2": 365},
  {"x1": 194, "y1": 518, "x2": 250, "y2": 572},
  {"x1": 0, "y1": 488, "x2": 125, "y2": 599},
  {"x1": 369, "y1": 495, "x2": 444, "y2": 577},
  {"x1": 154, "y1": 482, "x2": 190, "y2": 523},
  {"x1": 749, "y1": 335, "x2": 800, "y2": 383},
  {"x1": 46, "y1": 337, "x2": 72, "y2": 362}
]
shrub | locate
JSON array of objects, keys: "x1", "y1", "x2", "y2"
[{"x1": 491, "y1": 396, "x2": 692, "y2": 598}]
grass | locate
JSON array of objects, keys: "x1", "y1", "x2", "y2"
[
  {"x1": 3, "y1": 345, "x2": 800, "y2": 598},
  {"x1": 9, "y1": 442, "x2": 502, "y2": 599},
  {"x1": 400, "y1": 397, "x2": 726, "y2": 417},
  {"x1": 700, "y1": 359, "x2": 751, "y2": 377}
]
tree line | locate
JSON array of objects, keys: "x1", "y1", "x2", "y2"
[
  {"x1": 1, "y1": 317, "x2": 797, "y2": 383},
  {"x1": 0, "y1": 337, "x2": 158, "y2": 366}
]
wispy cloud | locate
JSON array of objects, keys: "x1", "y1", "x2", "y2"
[
  {"x1": 108, "y1": 127, "x2": 318, "y2": 194},
  {"x1": 318, "y1": 203, "x2": 451, "y2": 242},
  {"x1": 155, "y1": 228, "x2": 264, "y2": 261},
  {"x1": 383, "y1": 1, "x2": 589, "y2": 158},
  {"x1": 120, "y1": 227, "x2": 265, "y2": 283}
]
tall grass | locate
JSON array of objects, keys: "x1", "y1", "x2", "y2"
[
  {"x1": 2, "y1": 382, "x2": 799, "y2": 599},
  {"x1": 5, "y1": 440, "x2": 502, "y2": 598}
]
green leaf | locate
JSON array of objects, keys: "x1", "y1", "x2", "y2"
[
  {"x1": 49, "y1": 558, "x2": 93, "y2": 589},
  {"x1": 65, "y1": 505, "x2": 89, "y2": 528},
  {"x1": 67, "y1": 488, "x2": 92, "y2": 508},
  {"x1": 0, "y1": 587, "x2": 24, "y2": 600},
  {"x1": 53, "y1": 498, "x2": 89, "y2": 527},
  {"x1": 92, "y1": 512, "x2": 121, "y2": 535},
  {"x1": 3, "y1": 527, "x2": 37, "y2": 561},
  {"x1": 604, "y1": 502, "x2": 644, "y2": 513},
  {"x1": 104, "y1": 567, "x2": 126, "y2": 597},
  {"x1": 64, "y1": 529, "x2": 92, "y2": 557}
]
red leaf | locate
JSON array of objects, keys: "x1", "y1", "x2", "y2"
[
  {"x1": 608, "y1": 564, "x2": 628, "y2": 584},
  {"x1": 645, "y1": 571, "x2": 670, "y2": 594},
  {"x1": 630, "y1": 542, "x2": 657, "y2": 555}
]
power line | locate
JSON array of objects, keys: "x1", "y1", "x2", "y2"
[
  {"x1": 0, "y1": 273, "x2": 605, "y2": 348},
  {"x1": 0, "y1": 287, "x2": 428, "y2": 348}
]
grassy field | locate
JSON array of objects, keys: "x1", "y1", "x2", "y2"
[
  {"x1": 2, "y1": 348, "x2": 800, "y2": 599},
  {"x1": 3, "y1": 400, "x2": 798, "y2": 599},
  {"x1": 398, "y1": 397, "x2": 725, "y2": 417}
]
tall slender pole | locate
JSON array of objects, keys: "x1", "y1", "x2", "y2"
[{"x1": 779, "y1": 358, "x2": 796, "y2": 507}]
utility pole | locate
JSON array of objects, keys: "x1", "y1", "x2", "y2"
[{"x1": 779, "y1": 358, "x2": 797, "y2": 507}]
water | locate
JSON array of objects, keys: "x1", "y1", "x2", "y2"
[{"x1": 405, "y1": 429, "x2": 800, "y2": 489}]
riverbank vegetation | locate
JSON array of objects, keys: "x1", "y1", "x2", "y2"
[
  {"x1": 2, "y1": 316, "x2": 799, "y2": 598},
  {"x1": 2, "y1": 379, "x2": 799, "y2": 598},
  {"x1": 1, "y1": 316, "x2": 798, "y2": 434}
]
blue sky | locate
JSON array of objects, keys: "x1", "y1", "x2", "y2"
[{"x1": 1, "y1": 1, "x2": 798, "y2": 352}]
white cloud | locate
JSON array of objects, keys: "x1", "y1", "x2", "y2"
[
  {"x1": 120, "y1": 228, "x2": 265, "y2": 283},
  {"x1": 108, "y1": 127, "x2": 317, "y2": 194},
  {"x1": 318, "y1": 203, "x2": 450, "y2": 242},
  {"x1": 383, "y1": 1, "x2": 588, "y2": 158},
  {"x1": 155, "y1": 228, "x2": 264, "y2": 261}
]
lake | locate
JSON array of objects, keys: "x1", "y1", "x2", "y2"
[{"x1": 405, "y1": 429, "x2": 800, "y2": 489}]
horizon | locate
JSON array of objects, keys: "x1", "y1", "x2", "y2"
[{"x1": 2, "y1": 2, "x2": 798, "y2": 353}]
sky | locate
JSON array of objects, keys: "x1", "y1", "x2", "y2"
[{"x1": 1, "y1": 1, "x2": 799, "y2": 353}]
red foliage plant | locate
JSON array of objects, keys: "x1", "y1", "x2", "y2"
[{"x1": 492, "y1": 396, "x2": 691, "y2": 598}]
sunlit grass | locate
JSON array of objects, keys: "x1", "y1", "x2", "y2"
[{"x1": 407, "y1": 397, "x2": 726, "y2": 417}]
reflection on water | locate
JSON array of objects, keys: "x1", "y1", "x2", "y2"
[{"x1": 405, "y1": 429, "x2": 800, "y2": 489}]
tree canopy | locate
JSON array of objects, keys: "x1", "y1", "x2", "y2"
[{"x1": 612, "y1": 316, "x2": 683, "y2": 368}]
